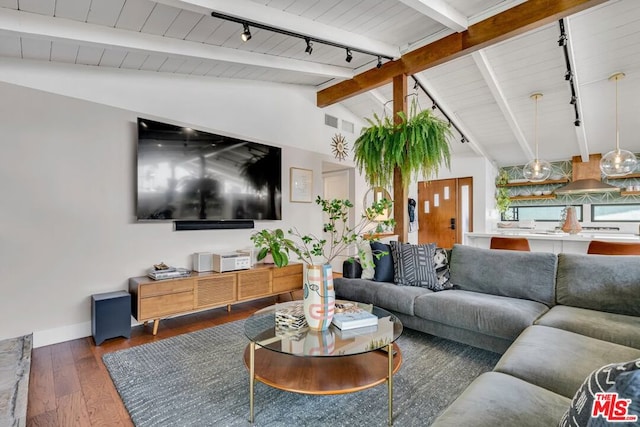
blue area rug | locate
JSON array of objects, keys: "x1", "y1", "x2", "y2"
[{"x1": 103, "y1": 320, "x2": 500, "y2": 426}]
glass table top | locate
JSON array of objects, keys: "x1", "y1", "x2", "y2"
[{"x1": 244, "y1": 301, "x2": 403, "y2": 357}]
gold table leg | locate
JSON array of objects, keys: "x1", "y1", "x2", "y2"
[
  {"x1": 388, "y1": 342, "x2": 393, "y2": 425},
  {"x1": 249, "y1": 341, "x2": 255, "y2": 423}
]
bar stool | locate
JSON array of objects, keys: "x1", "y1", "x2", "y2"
[
  {"x1": 490, "y1": 237, "x2": 531, "y2": 251},
  {"x1": 587, "y1": 240, "x2": 640, "y2": 255}
]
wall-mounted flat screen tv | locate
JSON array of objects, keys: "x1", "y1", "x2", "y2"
[{"x1": 136, "y1": 118, "x2": 281, "y2": 221}]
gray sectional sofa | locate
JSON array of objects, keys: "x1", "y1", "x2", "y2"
[{"x1": 333, "y1": 244, "x2": 640, "y2": 426}]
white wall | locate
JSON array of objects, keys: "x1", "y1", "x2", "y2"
[{"x1": 0, "y1": 60, "x2": 366, "y2": 346}]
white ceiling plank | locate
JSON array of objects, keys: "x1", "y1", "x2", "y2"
[
  {"x1": 0, "y1": 33, "x2": 20, "y2": 57},
  {"x1": 564, "y1": 17, "x2": 590, "y2": 162},
  {"x1": 413, "y1": 74, "x2": 492, "y2": 162},
  {"x1": 20, "y1": 38, "x2": 50, "y2": 60},
  {"x1": 155, "y1": 0, "x2": 400, "y2": 58},
  {"x1": 120, "y1": 51, "x2": 149, "y2": 69},
  {"x1": 164, "y1": 10, "x2": 202, "y2": 39},
  {"x1": 76, "y1": 45, "x2": 103, "y2": 65},
  {"x1": 141, "y1": 4, "x2": 182, "y2": 36},
  {"x1": 99, "y1": 49, "x2": 128, "y2": 67},
  {"x1": 0, "y1": 0, "x2": 17, "y2": 9},
  {"x1": 471, "y1": 50, "x2": 535, "y2": 160},
  {"x1": 397, "y1": 0, "x2": 467, "y2": 32},
  {"x1": 54, "y1": 0, "x2": 91, "y2": 21},
  {"x1": 0, "y1": 8, "x2": 354, "y2": 79},
  {"x1": 115, "y1": 0, "x2": 156, "y2": 32},
  {"x1": 17, "y1": 0, "x2": 54, "y2": 15},
  {"x1": 50, "y1": 41, "x2": 78, "y2": 63},
  {"x1": 86, "y1": 0, "x2": 126, "y2": 27},
  {"x1": 139, "y1": 54, "x2": 168, "y2": 71}
]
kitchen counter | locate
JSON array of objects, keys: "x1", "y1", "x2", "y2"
[{"x1": 465, "y1": 231, "x2": 640, "y2": 254}]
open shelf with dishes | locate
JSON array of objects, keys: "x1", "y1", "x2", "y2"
[
  {"x1": 509, "y1": 194, "x2": 557, "y2": 201},
  {"x1": 498, "y1": 178, "x2": 569, "y2": 187}
]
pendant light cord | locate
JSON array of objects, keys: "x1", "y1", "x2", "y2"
[
  {"x1": 534, "y1": 94, "x2": 539, "y2": 161},
  {"x1": 615, "y1": 74, "x2": 620, "y2": 152}
]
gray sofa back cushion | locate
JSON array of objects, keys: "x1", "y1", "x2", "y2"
[
  {"x1": 556, "y1": 253, "x2": 640, "y2": 316},
  {"x1": 449, "y1": 245, "x2": 557, "y2": 306}
]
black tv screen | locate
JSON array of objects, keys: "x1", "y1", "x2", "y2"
[{"x1": 136, "y1": 118, "x2": 281, "y2": 221}]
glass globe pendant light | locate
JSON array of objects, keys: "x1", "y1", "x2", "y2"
[
  {"x1": 600, "y1": 72, "x2": 637, "y2": 177},
  {"x1": 523, "y1": 93, "x2": 551, "y2": 182}
]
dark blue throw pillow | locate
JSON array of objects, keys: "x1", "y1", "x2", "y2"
[{"x1": 370, "y1": 241, "x2": 394, "y2": 282}]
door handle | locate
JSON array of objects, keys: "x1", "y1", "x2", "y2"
[{"x1": 450, "y1": 218, "x2": 456, "y2": 230}]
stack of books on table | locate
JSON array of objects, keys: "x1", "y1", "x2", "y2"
[
  {"x1": 331, "y1": 304, "x2": 378, "y2": 330},
  {"x1": 147, "y1": 267, "x2": 191, "y2": 280},
  {"x1": 275, "y1": 302, "x2": 308, "y2": 330}
]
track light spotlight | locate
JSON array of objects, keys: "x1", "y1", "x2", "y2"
[
  {"x1": 345, "y1": 48, "x2": 353, "y2": 63},
  {"x1": 376, "y1": 56, "x2": 382, "y2": 69},
  {"x1": 570, "y1": 95, "x2": 577, "y2": 105},
  {"x1": 574, "y1": 119, "x2": 581, "y2": 126},
  {"x1": 431, "y1": 102, "x2": 437, "y2": 110},
  {"x1": 461, "y1": 137, "x2": 467, "y2": 143},
  {"x1": 558, "y1": 34, "x2": 567, "y2": 47},
  {"x1": 413, "y1": 81, "x2": 418, "y2": 90},
  {"x1": 241, "y1": 23, "x2": 252, "y2": 42},
  {"x1": 304, "y1": 38, "x2": 313, "y2": 54},
  {"x1": 564, "y1": 70, "x2": 572, "y2": 81}
]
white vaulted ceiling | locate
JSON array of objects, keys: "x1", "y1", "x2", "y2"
[{"x1": 0, "y1": 0, "x2": 638, "y2": 168}]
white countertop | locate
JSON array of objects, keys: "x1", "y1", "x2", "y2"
[{"x1": 466, "y1": 231, "x2": 640, "y2": 242}]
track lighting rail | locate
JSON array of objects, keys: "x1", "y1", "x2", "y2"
[
  {"x1": 210, "y1": 11, "x2": 394, "y2": 63},
  {"x1": 410, "y1": 76, "x2": 469, "y2": 144},
  {"x1": 558, "y1": 19, "x2": 581, "y2": 127}
]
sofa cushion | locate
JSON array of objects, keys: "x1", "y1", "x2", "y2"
[
  {"x1": 556, "y1": 253, "x2": 640, "y2": 316},
  {"x1": 413, "y1": 290, "x2": 549, "y2": 341},
  {"x1": 357, "y1": 240, "x2": 374, "y2": 280},
  {"x1": 449, "y1": 245, "x2": 557, "y2": 306},
  {"x1": 431, "y1": 372, "x2": 570, "y2": 427},
  {"x1": 536, "y1": 305, "x2": 640, "y2": 349},
  {"x1": 333, "y1": 277, "x2": 430, "y2": 316},
  {"x1": 370, "y1": 241, "x2": 394, "y2": 282},
  {"x1": 494, "y1": 325, "x2": 640, "y2": 398},
  {"x1": 559, "y1": 358, "x2": 640, "y2": 427},
  {"x1": 390, "y1": 241, "x2": 438, "y2": 288}
]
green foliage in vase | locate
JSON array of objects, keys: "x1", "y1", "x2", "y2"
[
  {"x1": 353, "y1": 98, "x2": 452, "y2": 189},
  {"x1": 495, "y1": 170, "x2": 511, "y2": 216},
  {"x1": 250, "y1": 196, "x2": 395, "y2": 267}
]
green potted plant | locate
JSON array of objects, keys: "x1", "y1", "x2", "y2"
[
  {"x1": 250, "y1": 196, "x2": 395, "y2": 268},
  {"x1": 495, "y1": 170, "x2": 511, "y2": 219},
  {"x1": 353, "y1": 98, "x2": 453, "y2": 189},
  {"x1": 250, "y1": 196, "x2": 394, "y2": 331}
]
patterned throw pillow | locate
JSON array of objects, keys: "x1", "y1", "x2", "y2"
[
  {"x1": 389, "y1": 241, "x2": 438, "y2": 289},
  {"x1": 433, "y1": 248, "x2": 453, "y2": 291},
  {"x1": 558, "y1": 358, "x2": 640, "y2": 427}
]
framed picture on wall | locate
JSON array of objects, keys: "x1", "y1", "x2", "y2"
[{"x1": 290, "y1": 167, "x2": 313, "y2": 203}]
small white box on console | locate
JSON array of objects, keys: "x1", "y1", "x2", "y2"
[
  {"x1": 193, "y1": 252, "x2": 214, "y2": 272},
  {"x1": 213, "y1": 252, "x2": 251, "y2": 272}
]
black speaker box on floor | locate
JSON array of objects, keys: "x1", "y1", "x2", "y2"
[{"x1": 174, "y1": 220, "x2": 255, "y2": 231}]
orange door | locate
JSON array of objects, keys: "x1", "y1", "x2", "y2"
[{"x1": 418, "y1": 178, "x2": 473, "y2": 249}]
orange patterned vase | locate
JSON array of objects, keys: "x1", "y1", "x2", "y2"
[
  {"x1": 303, "y1": 264, "x2": 335, "y2": 331},
  {"x1": 561, "y1": 206, "x2": 582, "y2": 235}
]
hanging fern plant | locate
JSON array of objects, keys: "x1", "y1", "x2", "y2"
[{"x1": 353, "y1": 98, "x2": 453, "y2": 189}]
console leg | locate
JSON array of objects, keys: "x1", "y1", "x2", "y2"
[
  {"x1": 227, "y1": 304, "x2": 231, "y2": 312},
  {"x1": 152, "y1": 319, "x2": 159, "y2": 335}
]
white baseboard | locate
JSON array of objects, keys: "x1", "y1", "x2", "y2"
[{"x1": 32, "y1": 322, "x2": 92, "y2": 348}]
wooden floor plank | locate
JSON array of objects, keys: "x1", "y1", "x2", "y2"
[
  {"x1": 27, "y1": 347, "x2": 56, "y2": 418},
  {"x1": 56, "y1": 392, "x2": 91, "y2": 426},
  {"x1": 26, "y1": 297, "x2": 275, "y2": 424}
]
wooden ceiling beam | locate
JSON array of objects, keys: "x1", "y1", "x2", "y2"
[{"x1": 317, "y1": 0, "x2": 608, "y2": 107}]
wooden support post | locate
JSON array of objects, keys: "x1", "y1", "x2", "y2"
[{"x1": 392, "y1": 74, "x2": 409, "y2": 243}]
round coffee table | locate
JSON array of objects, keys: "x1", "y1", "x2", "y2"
[{"x1": 244, "y1": 301, "x2": 403, "y2": 425}]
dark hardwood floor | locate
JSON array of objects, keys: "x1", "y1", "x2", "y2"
[{"x1": 26, "y1": 297, "x2": 277, "y2": 426}]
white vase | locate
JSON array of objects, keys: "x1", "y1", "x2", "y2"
[{"x1": 303, "y1": 264, "x2": 335, "y2": 331}]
